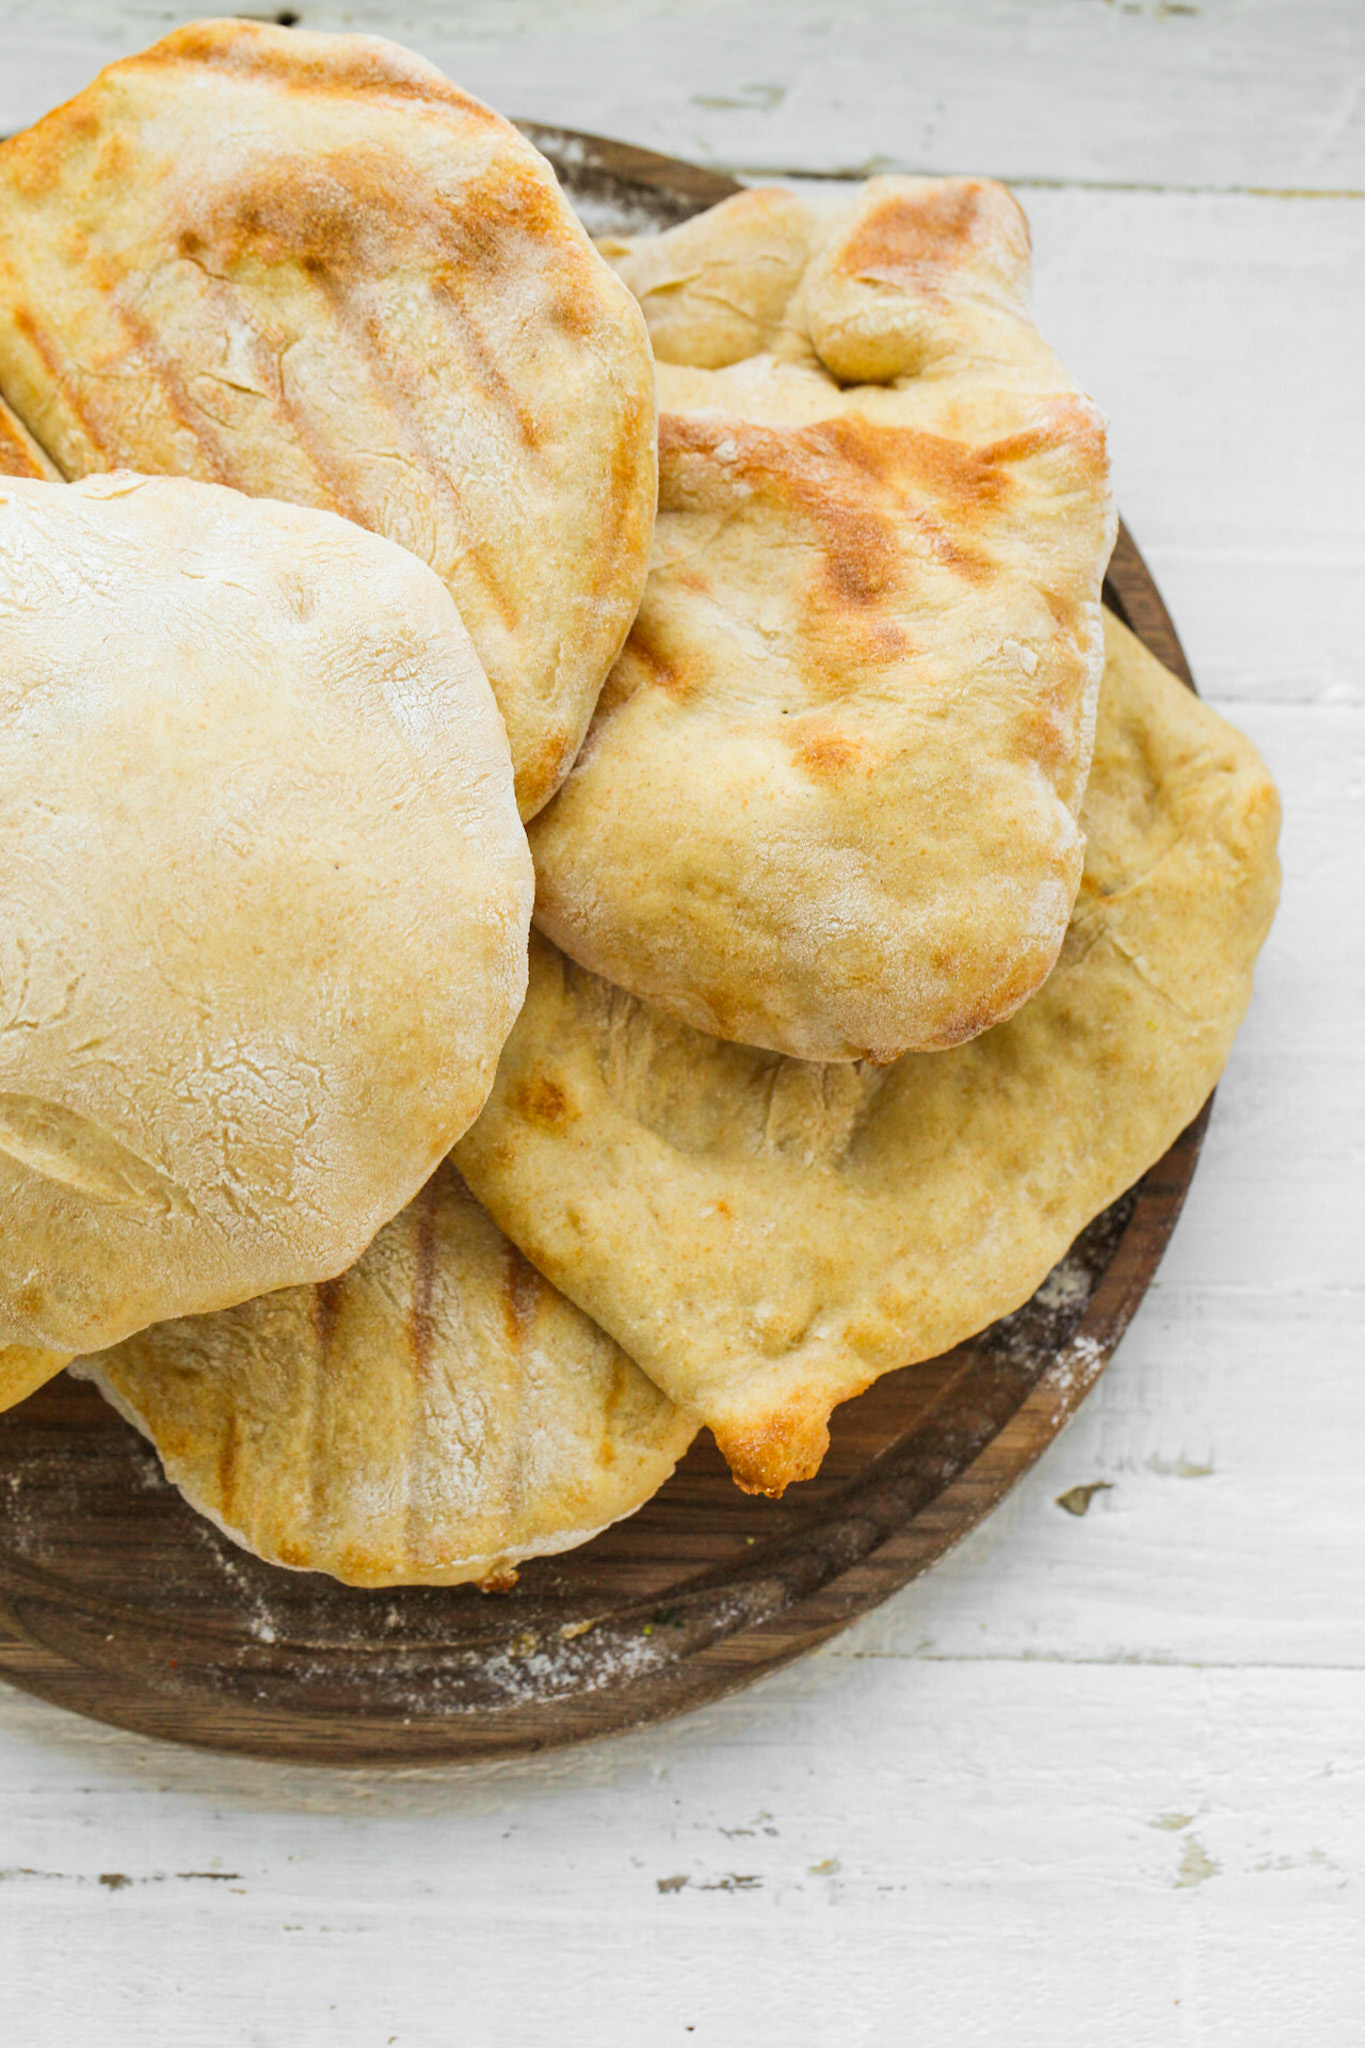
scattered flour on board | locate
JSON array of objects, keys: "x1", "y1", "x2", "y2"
[{"x1": 1033, "y1": 1255, "x2": 1094, "y2": 1315}]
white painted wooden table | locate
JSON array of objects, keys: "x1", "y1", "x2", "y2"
[{"x1": 0, "y1": 5, "x2": 1360, "y2": 2042}]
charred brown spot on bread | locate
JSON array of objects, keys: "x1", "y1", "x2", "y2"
[
  {"x1": 14, "y1": 1278, "x2": 44, "y2": 1319},
  {"x1": 629, "y1": 628, "x2": 689, "y2": 700},
  {"x1": 839, "y1": 179, "x2": 1026, "y2": 286},
  {"x1": 211, "y1": 160, "x2": 389, "y2": 277},
  {"x1": 927, "y1": 933, "x2": 1063, "y2": 1048},
  {"x1": 981, "y1": 397, "x2": 1108, "y2": 486},
  {"x1": 790, "y1": 723, "x2": 866, "y2": 782},
  {"x1": 511, "y1": 1074, "x2": 580, "y2": 1132},
  {"x1": 590, "y1": 355, "x2": 655, "y2": 583},
  {"x1": 818, "y1": 502, "x2": 898, "y2": 608},
  {"x1": 830, "y1": 415, "x2": 1011, "y2": 530}
]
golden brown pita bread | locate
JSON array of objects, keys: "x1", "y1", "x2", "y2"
[
  {"x1": 76, "y1": 1164, "x2": 694, "y2": 1588},
  {"x1": 0, "y1": 396, "x2": 56, "y2": 480},
  {"x1": 0, "y1": 1344, "x2": 71, "y2": 1413},
  {"x1": 0, "y1": 20, "x2": 656, "y2": 817},
  {"x1": 529, "y1": 180, "x2": 1116, "y2": 1059},
  {"x1": 0, "y1": 472, "x2": 531, "y2": 1356},
  {"x1": 461, "y1": 614, "x2": 1280, "y2": 1493}
]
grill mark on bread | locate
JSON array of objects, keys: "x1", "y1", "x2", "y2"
[
  {"x1": 153, "y1": 252, "x2": 379, "y2": 527},
  {"x1": 500, "y1": 1241, "x2": 542, "y2": 1352},
  {"x1": 409, "y1": 1173, "x2": 440, "y2": 1378},
  {"x1": 303, "y1": 1273, "x2": 348, "y2": 1553},
  {"x1": 0, "y1": 408, "x2": 48, "y2": 480},
  {"x1": 627, "y1": 630, "x2": 688, "y2": 700},
  {"x1": 103, "y1": 291, "x2": 235, "y2": 485},
  {"x1": 215, "y1": 1405, "x2": 242, "y2": 1527},
  {"x1": 7, "y1": 305, "x2": 96, "y2": 471},
  {"x1": 429, "y1": 275, "x2": 544, "y2": 456},
  {"x1": 312, "y1": 1274, "x2": 345, "y2": 1358},
  {"x1": 309, "y1": 265, "x2": 523, "y2": 630},
  {"x1": 511, "y1": 1074, "x2": 579, "y2": 1132},
  {"x1": 658, "y1": 410, "x2": 1001, "y2": 593}
]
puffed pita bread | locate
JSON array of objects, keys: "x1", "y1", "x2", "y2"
[
  {"x1": 0, "y1": 472, "x2": 531, "y2": 1356},
  {"x1": 76, "y1": 1164, "x2": 694, "y2": 1588},
  {"x1": 461, "y1": 614, "x2": 1281, "y2": 1494},
  {"x1": 0, "y1": 19, "x2": 656, "y2": 817},
  {"x1": 529, "y1": 179, "x2": 1116, "y2": 1058}
]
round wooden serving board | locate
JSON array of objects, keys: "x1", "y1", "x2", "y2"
[{"x1": 0, "y1": 136, "x2": 1208, "y2": 1766}]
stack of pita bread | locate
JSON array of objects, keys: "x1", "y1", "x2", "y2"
[{"x1": 0, "y1": 23, "x2": 1278, "y2": 1587}]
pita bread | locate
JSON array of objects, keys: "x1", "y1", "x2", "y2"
[
  {"x1": 0, "y1": 1343, "x2": 71, "y2": 1412},
  {"x1": 0, "y1": 396, "x2": 57, "y2": 481},
  {"x1": 460, "y1": 613, "x2": 1281, "y2": 1494},
  {"x1": 76, "y1": 1163, "x2": 694, "y2": 1588},
  {"x1": 0, "y1": 471, "x2": 531, "y2": 1356},
  {"x1": 0, "y1": 20, "x2": 656, "y2": 817},
  {"x1": 529, "y1": 179, "x2": 1116, "y2": 1059}
]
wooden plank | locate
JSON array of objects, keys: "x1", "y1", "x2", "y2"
[
  {"x1": 0, "y1": 1663, "x2": 1359, "y2": 2045},
  {"x1": 2, "y1": 0, "x2": 1363, "y2": 191},
  {"x1": 838, "y1": 1286, "x2": 1365, "y2": 1670}
]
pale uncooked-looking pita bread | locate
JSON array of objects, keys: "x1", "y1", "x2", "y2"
[
  {"x1": 460, "y1": 613, "x2": 1280, "y2": 1493},
  {"x1": 76, "y1": 1163, "x2": 694, "y2": 1588},
  {"x1": 529, "y1": 179, "x2": 1116, "y2": 1059},
  {"x1": 0, "y1": 471, "x2": 531, "y2": 1357},
  {"x1": 0, "y1": 20, "x2": 656, "y2": 817}
]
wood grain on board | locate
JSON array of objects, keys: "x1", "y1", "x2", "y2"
[{"x1": 0, "y1": 133, "x2": 1218, "y2": 1765}]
